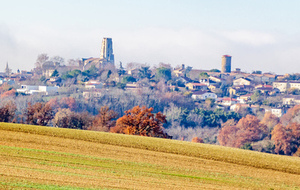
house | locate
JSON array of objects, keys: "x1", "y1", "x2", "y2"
[
  {"x1": 125, "y1": 83, "x2": 140, "y2": 92},
  {"x1": 17, "y1": 85, "x2": 58, "y2": 95},
  {"x1": 273, "y1": 81, "x2": 289, "y2": 92},
  {"x1": 199, "y1": 78, "x2": 211, "y2": 86},
  {"x1": 186, "y1": 83, "x2": 208, "y2": 90},
  {"x1": 220, "y1": 97, "x2": 238, "y2": 106},
  {"x1": 271, "y1": 108, "x2": 284, "y2": 117},
  {"x1": 173, "y1": 64, "x2": 186, "y2": 77},
  {"x1": 208, "y1": 83, "x2": 221, "y2": 92},
  {"x1": 83, "y1": 90, "x2": 102, "y2": 99},
  {"x1": 230, "y1": 103, "x2": 250, "y2": 112},
  {"x1": 85, "y1": 80, "x2": 104, "y2": 89},
  {"x1": 282, "y1": 95, "x2": 300, "y2": 105},
  {"x1": 255, "y1": 84, "x2": 273, "y2": 94},
  {"x1": 177, "y1": 76, "x2": 192, "y2": 85},
  {"x1": 237, "y1": 94, "x2": 252, "y2": 103},
  {"x1": 209, "y1": 76, "x2": 226, "y2": 84},
  {"x1": 233, "y1": 77, "x2": 252, "y2": 86},
  {"x1": 262, "y1": 74, "x2": 276, "y2": 83},
  {"x1": 191, "y1": 90, "x2": 217, "y2": 100},
  {"x1": 47, "y1": 77, "x2": 62, "y2": 85},
  {"x1": 289, "y1": 81, "x2": 300, "y2": 90},
  {"x1": 229, "y1": 85, "x2": 254, "y2": 96},
  {"x1": 127, "y1": 68, "x2": 140, "y2": 77}
]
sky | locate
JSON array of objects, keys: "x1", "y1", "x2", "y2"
[{"x1": 1, "y1": 0, "x2": 300, "y2": 74}]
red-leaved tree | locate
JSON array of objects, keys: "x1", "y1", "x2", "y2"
[
  {"x1": 271, "y1": 122, "x2": 300, "y2": 155},
  {"x1": 191, "y1": 137, "x2": 204, "y2": 143},
  {"x1": 218, "y1": 115, "x2": 267, "y2": 148},
  {"x1": 111, "y1": 106, "x2": 170, "y2": 138}
]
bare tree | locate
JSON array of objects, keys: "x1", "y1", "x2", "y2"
[
  {"x1": 35, "y1": 53, "x2": 49, "y2": 68},
  {"x1": 51, "y1": 56, "x2": 65, "y2": 65}
]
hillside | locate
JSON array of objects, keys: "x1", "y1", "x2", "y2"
[{"x1": 0, "y1": 122, "x2": 299, "y2": 189}]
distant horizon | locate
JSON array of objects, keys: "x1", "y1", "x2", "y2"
[{"x1": 1, "y1": 0, "x2": 300, "y2": 75}]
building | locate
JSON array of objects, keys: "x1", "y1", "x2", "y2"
[
  {"x1": 271, "y1": 108, "x2": 284, "y2": 117},
  {"x1": 83, "y1": 90, "x2": 102, "y2": 99},
  {"x1": 221, "y1": 55, "x2": 231, "y2": 73},
  {"x1": 289, "y1": 81, "x2": 300, "y2": 90},
  {"x1": 191, "y1": 90, "x2": 217, "y2": 100},
  {"x1": 273, "y1": 81, "x2": 289, "y2": 92},
  {"x1": 186, "y1": 83, "x2": 208, "y2": 90},
  {"x1": 83, "y1": 37, "x2": 115, "y2": 70},
  {"x1": 233, "y1": 78, "x2": 252, "y2": 86},
  {"x1": 220, "y1": 97, "x2": 238, "y2": 106},
  {"x1": 17, "y1": 85, "x2": 58, "y2": 95},
  {"x1": 100, "y1": 37, "x2": 114, "y2": 65},
  {"x1": 282, "y1": 95, "x2": 300, "y2": 105},
  {"x1": 85, "y1": 80, "x2": 104, "y2": 89}
]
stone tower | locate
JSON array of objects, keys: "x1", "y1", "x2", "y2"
[
  {"x1": 100, "y1": 37, "x2": 114, "y2": 65},
  {"x1": 221, "y1": 55, "x2": 231, "y2": 73}
]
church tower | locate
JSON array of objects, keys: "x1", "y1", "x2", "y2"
[
  {"x1": 5, "y1": 62, "x2": 11, "y2": 76},
  {"x1": 100, "y1": 38, "x2": 114, "y2": 65}
]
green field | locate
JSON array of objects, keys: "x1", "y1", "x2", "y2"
[{"x1": 0, "y1": 122, "x2": 299, "y2": 189}]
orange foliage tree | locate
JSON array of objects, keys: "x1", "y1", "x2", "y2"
[
  {"x1": 218, "y1": 115, "x2": 267, "y2": 148},
  {"x1": 271, "y1": 122, "x2": 300, "y2": 155},
  {"x1": 0, "y1": 89, "x2": 16, "y2": 99},
  {"x1": 46, "y1": 98, "x2": 59, "y2": 112},
  {"x1": 260, "y1": 112, "x2": 280, "y2": 138},
  {"x1": 89, "y1": 106, "x2": 118, "y2": 132},
  {"x1": 191, "y1": 137, "x2": 204, "y2": 143},
  {"x1": 59, "y1": 97, "x2": 77, "y2": 111},
  {"x1": 111, "y1": 106, "x2": 169, "y2": 138},
  {"x1": 280, "y1": 104, "x2": 300, "y2": 125},
  {"x1": 24, "y1": 102, "x2": 54, "y2": 126}
]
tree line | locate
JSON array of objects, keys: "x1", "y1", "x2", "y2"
[{"x1": 1, "y1": 94, "x2": 300, "y2": 156}]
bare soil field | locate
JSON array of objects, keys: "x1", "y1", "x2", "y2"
[{"x1": 0, "y1": 122, "x2": 299, "y2": 189}]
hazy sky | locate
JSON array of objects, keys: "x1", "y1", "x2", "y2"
[{"x1": 1, "y1": 0, "x2": 300, "y2": 74}]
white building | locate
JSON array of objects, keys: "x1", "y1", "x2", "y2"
[
  {"x1": 17, "y1": 85, "x2": 59, "y2": 95},
  {"x1": 191, "y1": 91, "x2": 217, "y2": 100}
]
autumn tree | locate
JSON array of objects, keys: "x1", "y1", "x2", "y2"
[
  {"x1": 191, "y1": 137, "x2": 204, "y2": 143},
  {"x1": 0, "y1": 101, "x2": 17, "y2": 122},
  {"x1": 218, "y1": 115, "x2": 268, "y2": 148},
  {"x1": 0, "y1": 89, "x2": 16, "y2": 99},
  {"x1": 89, "y1": 106, "x2": 118, "y2": 132},
  {"x1": 111, "y1": 106, "x2": 169, "y2": 138},
  {"x1": 280, "y1": 105, "x2": 300, "y2": 125},
  {"x1": 24, "y1": 102, "x2": 54, "y2": 126},
  {"x1": 53, "y1": 108, "x2": 92, "y2": 130},
  {"x1": 260, "y1": 112, "x2": 280, "y2": 137},
  {"x1": 59, "y1": 97, "x2": 77, "y2": 111},
  {"x1": 46, "y1": 98, "x2": 59, "y2": 112},
  {"x1": 271, "y1": 122, "x2": 300, "y2": 155}
]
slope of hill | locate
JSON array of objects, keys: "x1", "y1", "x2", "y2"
[{"x1": 0, "y1": 122, "x2": 299, "y2": 189}]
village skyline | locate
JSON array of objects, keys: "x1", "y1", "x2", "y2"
[{"x1": 1, "y1": 1, "x2": 300, "y2": 74}]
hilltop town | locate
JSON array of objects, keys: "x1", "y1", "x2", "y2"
[
  {"x1": 1, "y1": 37, "x2": 300, "y2": 156},
  {"x1": 2, "y1": 38, "x2": 298, "y2": 117}
]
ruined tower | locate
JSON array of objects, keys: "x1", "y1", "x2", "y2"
[
  {"x1": 100, "y1": 38, "x2": 114, "y2": 65},
  {"x1": 221, "y1": 55, "x2": 231, "y2": 73}
]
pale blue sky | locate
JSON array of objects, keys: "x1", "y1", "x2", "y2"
[{"x1": 1, "y1": 0, "x2": 300, "y2": 74}]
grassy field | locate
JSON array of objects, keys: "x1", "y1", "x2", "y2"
[{"x1": 0, "y1": 122, "x2": 299, "y2": 189}]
